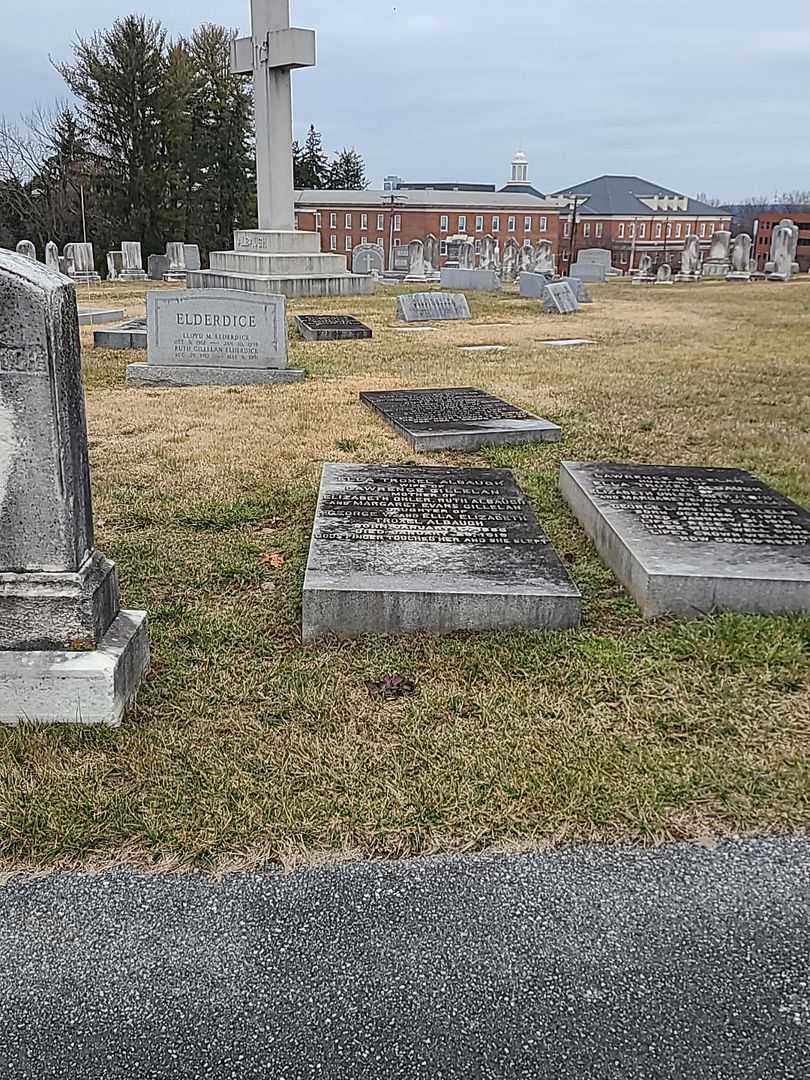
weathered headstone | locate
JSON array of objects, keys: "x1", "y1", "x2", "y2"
[
  {"x1": 106, "y1": 251, "x2": 123, "y2": 280},
  {"x1": 65, "y1": 242, "x2": 101, "y2": 284},
  {"x1": 458, "y1": 239, "x2": 476, "y2": 271},
  {"x1": 570, "y1": 260, "x2": 607, "y2": 283},
  {"x1": 392, "y1": 245, "x2": 410, "y2": 273},
  {"x1": 0, "y1": 250, "x2": 148, "y2": 724},
  {"x1": 397, "y1": 292, "x2": 471, "y2": 322},
  {"x1": 727, "y1": 235, "x2": 752, "y2": 281},
  {"x1": 352, "y1": 242, "x2": 385, "y2": 277},
  {"x1": 424, "y1": 234, "x2": 441, "y2": 279},
  {"x1": 93, "y1": 317, "x2": 148, "y2": 350},
  {"x1": 481, "y1": 234, "x2": 496, "y2": 271},
  {"x1": 519, "y1": 272, "x2": 550, "y2": 298},
  {"x1": 501, "y1": 239, "x2": 520, "y2": 282},
  {"x1": 560, "y1": 461, "x2": 810, "y2": 618},
  {"x1": 45, "y1": 242, "x2": 60, "y2": 274},
  {"x1": 120, "y1": 241, "x2": 148, "y2": 281},
  {"x1": 360, "y1": 387, "x2": 562, "y2": 452},
  {"x1": 543, "y1": 281, "x2": 579, "y2": 314},
  {"x1": 766, "y1": 219, "x2": 800, "y2": 282},
  {"x1": 561, "y1": 276, "x2": 593, "y2": 303},
  {"x1": 184, "y1": 244, "x2": 201, "y2": 272},
  {"x1": 302, "y1": 463, "x2": 582, "y2": 640},
  {"x1": 15, "y1": 240, "x2": 36, "y2": 261},
  {"x1": 676, "y1": 235, "x2": 701, "y2": 281},
  {"x1": 702, "y1": 231, "x2": 732, "y2": 277},
  {"x1": 295, "y1": 314, "x2": 372, "y2": 341},
  {"x1": 404, "y1": 239, "x2": 427, "y2": 282},
  {"x1": 633, "y1": 253, "x2": 655, "y2": 284},
  {"x1": 164, "y1": 242, "x2": 187, "y2": 282},
  {"x1": 655, "y1": 264, "x2": 673, "y2": 285},
  {"x1": 578, "y1": 248, "x2": 612, "y2": 268},
  {"x1": 148, "y1": 253, "x2": 170, "y2": 281},
  {"x1": 126, "y1": 289, "x2": 304, "y2": 386},
  {"x1": 534, "y1": 240, "x2": 555, "y2": 276},
  {"x1": 440, "y1": 268, "x2": 501, "y2": 291}
]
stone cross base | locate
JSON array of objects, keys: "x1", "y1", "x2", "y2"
[
  {"x1": 0, "y1": 552, "x2": 119, "y2": 651},
  {"x1": 125, "y1": 364, "x2": 305, "y2": 387},
  {"x1": 0, "y1": 611, "x2": 149, "y2": 727}
]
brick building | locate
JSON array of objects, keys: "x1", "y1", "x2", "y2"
[
  {"x1": 754, "y1": 212, "x2": 810, "y2": 273},
  {"x1": 554, "y1": 176, "x2": 732, "y2": 271},
  {"x1": 294, "y1": 188, "x2": 566, "y2": 270}
]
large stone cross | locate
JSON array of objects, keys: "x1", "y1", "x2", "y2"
[{"x1": 231, "y1": 0, "x2": 316, "y2": 232}]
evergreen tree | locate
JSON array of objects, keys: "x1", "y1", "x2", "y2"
[
  {"x1": 328, "y1": 147, "x2": 367, "y2": 191},
  {"x1": 297, "y1": 125, "x2": 328, "y2": 189}
]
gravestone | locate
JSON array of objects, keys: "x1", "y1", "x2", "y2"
[
  {"x1": 458, "y1": 239, "x2": 476, "y2": 271},
  {"x1": 424, "y1": 234, "x2": 441, "y2": 279},
  {"x1": 440, "y1": 268, "x2": 501, "y2": 291},
  {"x1": 570, "y1": 260, "x2": 607, "y2": 283},
  {"x1": 93, "y1": 317, "x2": 147, "y2": 350},
  {"x1": 164, "y1": 242, "x2": 187, "y2": 282},
  {"x1": 560, "y1": 461, "x2": 810, "y2": 618},
  {"x1": 633, "y1": 253, "x2": 655, "y2": 283},
  {"x1": 15, "y1": 240, "x2": 36, "y2": 261},
  {"x1": 0, "y1": 250, "x2": 148, "y2": 724},
  {"x1": 106, "y1": 251, "x2": 123, "y2": 280},
  {"x1": 519, "y1": 272, "x2": 550, "y2": 298},
  {"x1": 561, "y1": 276, "x2": 592, "y2": 303},
  {"x1": 392, "y1": 245, "x2": 410, "y2": 273},
  {"x1": 677, "y1": 235, "x2": 701, "y2": 281},
  {"x1": 766, "y1": 219, "x2": 800, "y2": 282},
  {"x1": 501, "y1": 239, "x2": 520, "y2": 282},
  {"x1": 126, "y1": 289, "x2": 304, "y2": 386},
  {"x1": 727, "y1": 235, "x2": 752, "y2": 281},
  {"x1": 539, "y1": 338, "x2": 595, "y2": 347},
  {"x1": 702, "y1": 231, "x2": 732, "y2": 277},
  {"x1": 481, "y1": 234, "x2": 496, "y2": 271},
  {"x1": 543, "y1": 281, "x2": 579, "y2": 314},
  {"x1": 65, "y1": 243, "x2": 101, "y2": 284},
  {"x1": 352, "y1": 243, "x2": 385, "y2": 276},
  {"x1": 397, "y1": 292, "x2": 471, "y2": 322},
  {"x1": 148, "y1": 254, "x2": 170, "y2": 281},
  {"x1": 360, "y1": 387, "x2": 562, "y2": 452},
  {"x1": 120, "y1": 241, "x2": 148, "y2": 281},
  {"x1": 655, "y1": 264, "x2": 673, "y2": 285},
  {"x1": 295, "y1": 314, "x2": 372, "y2": 341},
  {"x1": 45, "y1": 242, "x2": 60, "y2": 274},
  {"x1": 302, "y1": 463, "x2": 582, "y2": 640},
  {"x1": 184, "y1": 244, "x2": 201, "y2": 272},
  {"x1": 534, "y1": 240, "x2": 555, "y2": 276},
  {"x1": 77, "y1": 307, "x2": 126, "y2": 326},
  {"x1": 578, "y1": 248, "x2": 612, "y2": 268},
  {"x1": 404, "y1": 239, "x2": 427, "y2": 282}
]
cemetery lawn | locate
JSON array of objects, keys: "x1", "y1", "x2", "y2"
[{"x1": 2, "y1": 279, "x2": 809, "y2": 875}]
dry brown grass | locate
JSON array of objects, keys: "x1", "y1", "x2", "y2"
[{"x1": 1, "y1": 277, "x2": 807, "y2": 876}]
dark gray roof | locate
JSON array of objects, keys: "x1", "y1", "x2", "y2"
[
  {"x1": 500, "y1": 182, "x2": 547, "y2": 198},
  {"x1": 296, "y1": 189, "x2": 563, "y2": 210},
  {"x1": 553, "y1": 175, "x2": 729, "y2": 217}
]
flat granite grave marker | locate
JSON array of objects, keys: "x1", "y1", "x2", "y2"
[
  {"x1": 0, "y1": 249, "x2": 149, "y2": 725},
  {"x1": 544, "y1": 281, "x2": 580, "y2": 314},
  {"x1": 560, "y1": 461, "x2": 810, "y2": 618},
  {"x1": 295, "y1": 314, "x2": 372, "y2": 341},
  {"x1": 303, "y1": 463, "x2": 582, "y2": 639},
  {"x1": 126, "y1": 289, "x2": 304, "y2": 386},
  {"x1": 397, "y1": 292, "x2": 471, "y2": 322},
  {"x1": 94, "y1": 317, "x2": 147, "y2": 350},
  {"x1": 360, "y1": 387, "x2": 561, "y2": 452}
]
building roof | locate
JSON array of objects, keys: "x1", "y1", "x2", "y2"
[
  {"x1": 500, "y1": 182, "x2": 546, "y2": 198},
  {"x1": 295, "y1": 189, "x2": 564, "y2": 210},
  {"x1": 553, "y1": 175, "x2": 729, "y2": 217}
]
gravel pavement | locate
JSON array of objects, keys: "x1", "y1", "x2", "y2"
[{"x1": 1, "y1": 837, "x2": 809, "y2": 1079}]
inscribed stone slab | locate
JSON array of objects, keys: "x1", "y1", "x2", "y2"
[
  {"x1": 440, "y1": 269, "x2": 501, "y2": 292},
  {"x1": 302, "y1": 463, "x2": 582, "y2": 639},
  {"x1": 519, "y1": 272, "x2": 549, "y2": 298},
  {"x1": 544, "y1": 282, "x2": 579, "y2": 314},
  {"x1": 93, "y1": 318, "x2": 147, "y2": 350},
  {"x1": 360, "y1": 387, "x2": 561, "y2": 452},
  {"x1": 295, "y1": 314, "x2": 372, "y2": 341},
  {"x1": 560, "y1": 461, "x2": 810, "y2": 618},
  {"x1": 397, "y1": 293, "x2": 471, "y2": 322}
]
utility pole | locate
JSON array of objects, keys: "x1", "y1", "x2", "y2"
[
  {"x1": 559, "y1": 192, "x2": 589, "y2": 270},
  {"x1": 628, "y1": 216, "x2": 639, "y2": 274}
]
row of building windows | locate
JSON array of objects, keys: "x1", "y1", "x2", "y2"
[
  {"x1": 308, "y1": 211, "x2": 551, "y2": 235},
  {"x1": 614, "y1": 221, "x2": 723, "y2": 241}
]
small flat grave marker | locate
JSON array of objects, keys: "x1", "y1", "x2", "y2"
[
  {"x1": 303, "y1": 463, "x2": 582, "y2": 639},
  {"x1": 360, "y1": 387, "x2": 561, "y2": 452},
  {"x1": 78, "y1": 307, "x2": 126, "y2": 326},
  {"x1": 94, "y1": 317, "x2": 147, "y2": 351},
  {"x1": 544, "y1": 282, "x2": 579, "y2": 314},
  {"x1": 458, "y1": 345, "x2": 509, "y2": 353},
  {"x1": 397, "y1": 292, "x2": 471, "y2": 322},
  {"x1": 560, "y1": 461, "x2": 810, "y2": 618},
  {"x1": 539, "y1": 338, "x2": 595, "y2": 347},
  {"x1": 295, "y1": 314, "x2": 372, "y2": 341}
]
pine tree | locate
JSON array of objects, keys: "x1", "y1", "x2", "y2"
[
  {"x1": 328, "y1": 147, "x2": 367, "y2": 191},
  {"x1": 297, "y1": 125, "x2": 328, "y2": 189}
]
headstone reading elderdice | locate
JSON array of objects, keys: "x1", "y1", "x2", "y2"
[
  {"x1": 360, "y1": 387, "x2": 561, "y2": 452},
  {"x1": 543, "y1": 281, "x2": 579, "y2": 314},
  {"x1": 15, "y1": 240, "x2": 36, "y2": 261},
  {"x1": 126, "y1": 288, "x2": 304, "y2": 386},
  {"x1": 120, "y1": 241, "x2": 148, "y2": 281},
  {"x1": 0, "y1": 250, "x2": 148, "y2": 725},
  {"x1": 106, "y1": 251, "x2": 123, "y2": 280},
  {"x1": 148, "y1": 253, "x2": 170, "y2": 281},
  {"x1": 65, "y1": 242, "x2": 101, "y2": 284},
  {"x1": 519, "y1": 272, "x2": 550, "y2": 298},
  {"x1": 727, "y1": 235, "x2": 752, "y2": 281},
  {"x1": 45, "y1": 242, "x2": 60, "y2": 274},
  {"x1": 295, "y1": 314, "x2": 372, "y2": 341},
  {"x1": 352, "y1": 243, "x2": 384, "y2": 276},
  {"x1": 302, "y1": 463, "x2": 582, "y2": 640},
  {"x1": 560, "y1": 461, "x2": 810, "y2": 618},
  {"x1": 397, "y1": 292, "x2": 471, "y2": 322},
  {"x1": 766, "y1": 219, "x2": 800, "y2": 282}
]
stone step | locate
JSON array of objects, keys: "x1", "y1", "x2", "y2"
[
  {"x1": 187, "y1": 269, "x2": 374, "y2": 299},
  {"x1": 233, "y1": 229, "x2": 322, "y2": 254},
  {"x1": 210, "y1": 251, "x2": 350, "y2": 276}
]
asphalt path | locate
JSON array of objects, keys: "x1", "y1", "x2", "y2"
[{"x1": 1, "y1": 837, "x2": 808, "y2": 1079}]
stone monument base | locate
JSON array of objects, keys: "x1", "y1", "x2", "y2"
[
  {"x1": 441, "y1": 268, "x2": 501, "y2": 291},
  {"x1": 163, "y1": 272, "x2": 187, "y2": 283},
  {"x1": 118, "y1": 270, "x2": 148, "y2": 282},
  {"x1": 78, "y1": 307, "x2": 126, "y2": 326},
  {"x1": 71, "y1": 272, "x2": 102, "y2": 285},
  {"x1": 0, "y1": 610, "x2": 149, "y2": 727},
  {"x1": 125, "y1": 363, "x2": 305, "y2": 387},
  {"x1": 189, "y1": 229, "x2": 373, "y2": 299}
]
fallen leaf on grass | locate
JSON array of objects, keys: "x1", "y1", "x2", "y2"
[
  {"x1": 258, "y1": 552, "x2": 286, "y2": 568},
  {"x1": 366, "y1": 673, "x2": 419, "y2": 700}
]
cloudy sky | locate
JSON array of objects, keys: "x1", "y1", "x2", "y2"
[{"x1": 3, "y1": 0, "x2": 809, "y2": 200}]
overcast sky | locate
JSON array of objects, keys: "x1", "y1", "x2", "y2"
[{"x1": 3, "y1": 0, "x2": 809, "y2": 200}]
